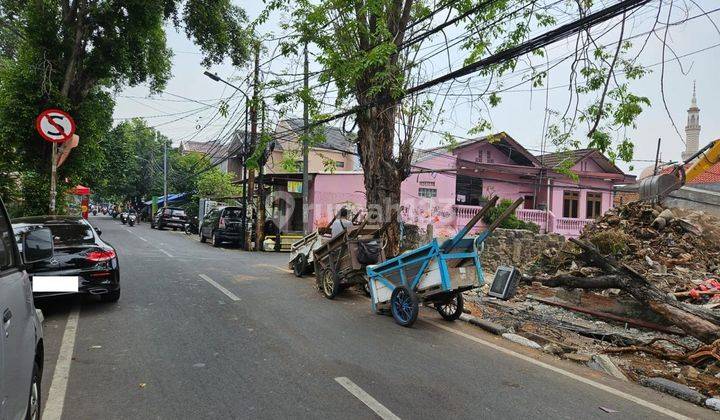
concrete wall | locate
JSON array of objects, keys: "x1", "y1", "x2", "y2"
[
  {"x1": 663, "y1": 186, "x2": 720, "y2": 218},
  {"x1": 480, "y1": 228, "x2": 565, "y2": 273}
]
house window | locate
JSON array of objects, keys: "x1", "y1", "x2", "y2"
[
  {"x1": 418, "y1": 188, "x2": 437, "y2": 198},
  {"x1": 455, "y1": 175, "x2": 483, "y2": 205},
  {"x1": 486, "y1": 150, "x2": 493, "y2": 163},
  {"x1": 523, "y1": 195, "x2": 535, "y2": 210},
  {"x1": 335, "y1": 161, "x2": 345, "y2": 168},
  {"x1": 586, "y1": 192, "x2": 603, "y2": 219},
  {"x1": 562, "y1": 190, "x2": 579, "y2": 218}
]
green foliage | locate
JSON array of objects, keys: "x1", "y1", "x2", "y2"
[
  {"x1": 482, "y1": 199, "x2": 539, "y2": 233},
  {"x1": 196, "y1": 169, "x2": 242, "y2": 199},
  {"x1": 586, "y1": 229, "x2": 631, "y2": 255},
  {"x1": 0, "y1": 0, "x2": 253, "y2": 213}
]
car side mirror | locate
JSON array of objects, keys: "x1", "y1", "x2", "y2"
[
  {"x1": 22, "y1": 227, "x2": 54, "y2": 264},
  {"x1": 94, "y1": 226, "x2": 102, "y2": 236}
]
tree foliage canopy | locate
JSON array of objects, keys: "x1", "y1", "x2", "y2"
[{"x1": 0, "y1": 0, "x2": 253, "y2": 213}]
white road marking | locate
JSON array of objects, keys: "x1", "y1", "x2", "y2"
[
  {"x1": 334, "y1": 377, "x2": 400, "y2": 420},
  {"x1": 199, "y1": 274, "x2": 240, "y2": 301},
  {"x1": 43, "y1": 307, "x2": 80, "y2": 420},
  {"x1": 426, "y1": 320, "x2": 691, "y2": 420},
  {"x1": 159, "y1": 249, "x2": 174, "y2": 258},
  {"x1": 137, "y1": 236, "x2": 148, "y2": 242}
]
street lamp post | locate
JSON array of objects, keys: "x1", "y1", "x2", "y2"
[{"x1": 203, "y1": 71, "x2": 251, "y2": 250}]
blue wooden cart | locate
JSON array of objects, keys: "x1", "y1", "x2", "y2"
[{"x1": 366, "y1": 196, "x2": 524, "y2": 327}]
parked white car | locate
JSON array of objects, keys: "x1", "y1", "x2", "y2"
[{"x1": 0, "y1": 198, "x2": 50, "y2": 420}]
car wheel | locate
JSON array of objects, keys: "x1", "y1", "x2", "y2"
[
  {"x1": 200, "y1": 233, "x2": 206, "y2": 243},
  {"x1": 101, "y1": 289, "x2": 120, "y2": 303},
  {"x1": 25, "y1": 361, "x2": 41, "y2": 420},
  {"x1": 212, "y1": 231, "x2": 221, "y2": 247}
]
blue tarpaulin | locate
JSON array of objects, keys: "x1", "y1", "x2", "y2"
[{"x1": 143, "y1": 193, "x2": 188, "y2": 206}]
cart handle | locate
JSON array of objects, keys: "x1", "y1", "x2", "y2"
[{"x1": 473, "y1": 236, "x2": 485, "y2": 255}]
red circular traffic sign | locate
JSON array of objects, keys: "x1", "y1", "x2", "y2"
[{"x1": 36, "y1": 109, "x2": 76, "y2": 143}]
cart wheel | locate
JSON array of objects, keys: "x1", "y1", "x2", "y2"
[
  {"x1": 390, "y1": 286, "x2": 419, "y2": 327},
  {"x1": 436, "y1": 293, "x2": 464, "y2": 321},
  {"x1": 320, "y1": 269, "x2": 340, "y2": 299},
  {"x1": 362, "y1": 281, "x2": 371, "y2": 297},
  {"x1": 293, "y1": 254, "x2": 308, "y2": 277}
]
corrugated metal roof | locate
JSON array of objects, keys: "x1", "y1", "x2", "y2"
[
  {"x1": 537, "y1": 149, "x2": 595, "y2": 168},
  {"x1": 278, "y1": 118, "x2": 356, "y2": 153}
]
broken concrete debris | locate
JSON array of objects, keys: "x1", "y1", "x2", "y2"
[
  {"x1": 638, "y1": 377, "x2": 706, "y2": 405},
  {"x1": 587, "y1": 354, "x2": 628, "y2": 381},
  {"x1": 459, "y1": 201, "x2": 720, "y2": 408}
]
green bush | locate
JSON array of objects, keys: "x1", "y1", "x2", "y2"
[{"x1": 482, "y1": 199, "x2": 540, "y2": 233}]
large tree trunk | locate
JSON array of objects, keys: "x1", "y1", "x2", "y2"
[
  {"x1": 527, "y1": 239, "x2": 720, "y2": 344},
  {"x1": 356, "y1": 103, "x2": 403, "y2": 256},
  {"x1": 352, "y1": 0, "x2": 415, "y2": 258}
]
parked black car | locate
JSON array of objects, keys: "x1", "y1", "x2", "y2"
[
  {"x1": 12, "y1": 216, "x2": 121, "y2": 302},
  {"x1": 200, "y1": 206, "x2": 245, "y2": 247},
  {"x1": 151, "y1": 207, "x2": 187, "y2": 230}
]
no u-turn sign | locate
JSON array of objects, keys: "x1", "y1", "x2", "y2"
[{"x1": 36, "y1": 108, "x2": 76, "y2": 143}]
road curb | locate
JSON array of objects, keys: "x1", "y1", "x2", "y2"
[
  {"x1": 458, "y1": 313, "x2": 510, "y2": 335},
  {"x1": 639, "y1": 377, "x2": 706, "y2": 405}
]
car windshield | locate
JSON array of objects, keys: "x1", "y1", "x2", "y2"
[
  {"x1": 223, "y1": 208, "x2": 243, "y2": 219},
  {"x1": 165, "y1": 209, "x2": 185, "y2": 216},
  {"x1": 14, "y1": 223, "x2": 94, "y2": 247}
]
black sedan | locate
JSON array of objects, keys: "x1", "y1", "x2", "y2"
[{"x1": 12, "y1": 216, "x2": 120, "y2": 302}]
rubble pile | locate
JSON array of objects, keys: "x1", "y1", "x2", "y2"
[
  {"x1": 463, "y1": 202, "x2": 720, "y2": 406},
  {"x1": 535, "y1": 201, "x2": 720, "y2": 294}
]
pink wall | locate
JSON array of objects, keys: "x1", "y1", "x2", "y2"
[
  {"x1": 310, "y1": 173, "x2": 366, "y2": 229},
  {"x1": 306, "y1": 149, "x2": 623, "y2": 237},
  {"x1": 455, "y1": 143, "x2": 516, "y2": 165}
]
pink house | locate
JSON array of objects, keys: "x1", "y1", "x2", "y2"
[{"x1": 271, "y1": 132, "x2": 634, "y2": 238}]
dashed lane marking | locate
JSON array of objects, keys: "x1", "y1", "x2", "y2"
[
  {"x1": 159, "y1": 249, "x2": 174, "y2": 258},
  {"x1": 334, "y1": 377, "x2": 400, "y2": 420},
  {"x1": 199, "y1": 274, "x2": 240, "y2": 301}
]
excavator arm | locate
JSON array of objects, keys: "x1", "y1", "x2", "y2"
[
  {"x1": 685, "y1": 139, "x2": 720, "y2": 182},
  {"x1": 639, "y1": 139, "x2": 720, "y2": 201}
]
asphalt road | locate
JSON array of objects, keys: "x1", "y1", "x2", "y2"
[{"x1": 35, "y1": 215, "x2": 714, "y2": 419}]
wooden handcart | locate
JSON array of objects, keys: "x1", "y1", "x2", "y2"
[
  {"x1": 312, "y1": 218, "x2": 392, "y2": 299},
  {"x1": 366, "y1": 196, "x2": 524, "y2": 327}
]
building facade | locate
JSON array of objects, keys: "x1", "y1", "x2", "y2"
[{"x1": 292, "y1": 132, "x2": 634, "y2": 238}]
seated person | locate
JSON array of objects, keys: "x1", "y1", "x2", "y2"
[{"x1": 330, "y1": 208, "x2": 353, "y2": 238}]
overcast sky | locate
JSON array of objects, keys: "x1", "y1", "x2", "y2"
[{"x1": 112, "y1": 0, "x2": 720, "y2": 175}]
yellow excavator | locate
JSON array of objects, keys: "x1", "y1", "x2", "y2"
[{"x1": 639, "y1": 139, "x2": 720, "y2": 201}]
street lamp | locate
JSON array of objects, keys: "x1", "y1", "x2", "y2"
[{"x1": 203, "y1": 70, "x2": 251, "y2": 249}]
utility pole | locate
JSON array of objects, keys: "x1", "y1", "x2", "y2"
[
  {"x1": 246, "y1": 41, "x2": 260, "y2": 250},
  {"x1": 653, "y1": 138, "x2": 662, "y2": 176},
  {"x1": 163, "y1": 132, "x2": 168, "y2": 208},
  {"x1": 302, "y1": 42, "x2": 310, "y2": 235},
  {"x1": 256, "y1": 101, "x2": 266, "y2": 252},
  {"x1": 49, "y1": 143, "x2": 58, "y2": 214},
  {"x1": 241, "y1": 105, "x2": 249, "y2": 249}
]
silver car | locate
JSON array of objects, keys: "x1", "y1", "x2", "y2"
[{"x1": 0, "y1": 199, "x2": 51, "y2": 420}]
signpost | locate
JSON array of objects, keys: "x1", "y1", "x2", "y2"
[{"x1": 36, "y1": 109, "x2": 76, "y2": 214}]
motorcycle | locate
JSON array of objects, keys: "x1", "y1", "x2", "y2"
[
  {"x1": 184, "y1": 216, "x2": 199, "y2": 235},
  {"x1": 120, "y1": 212, "x2": 128, "y2": 224},
  {"x1": 128, "y1": 213, "x2": 137, "y2": 227}
]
